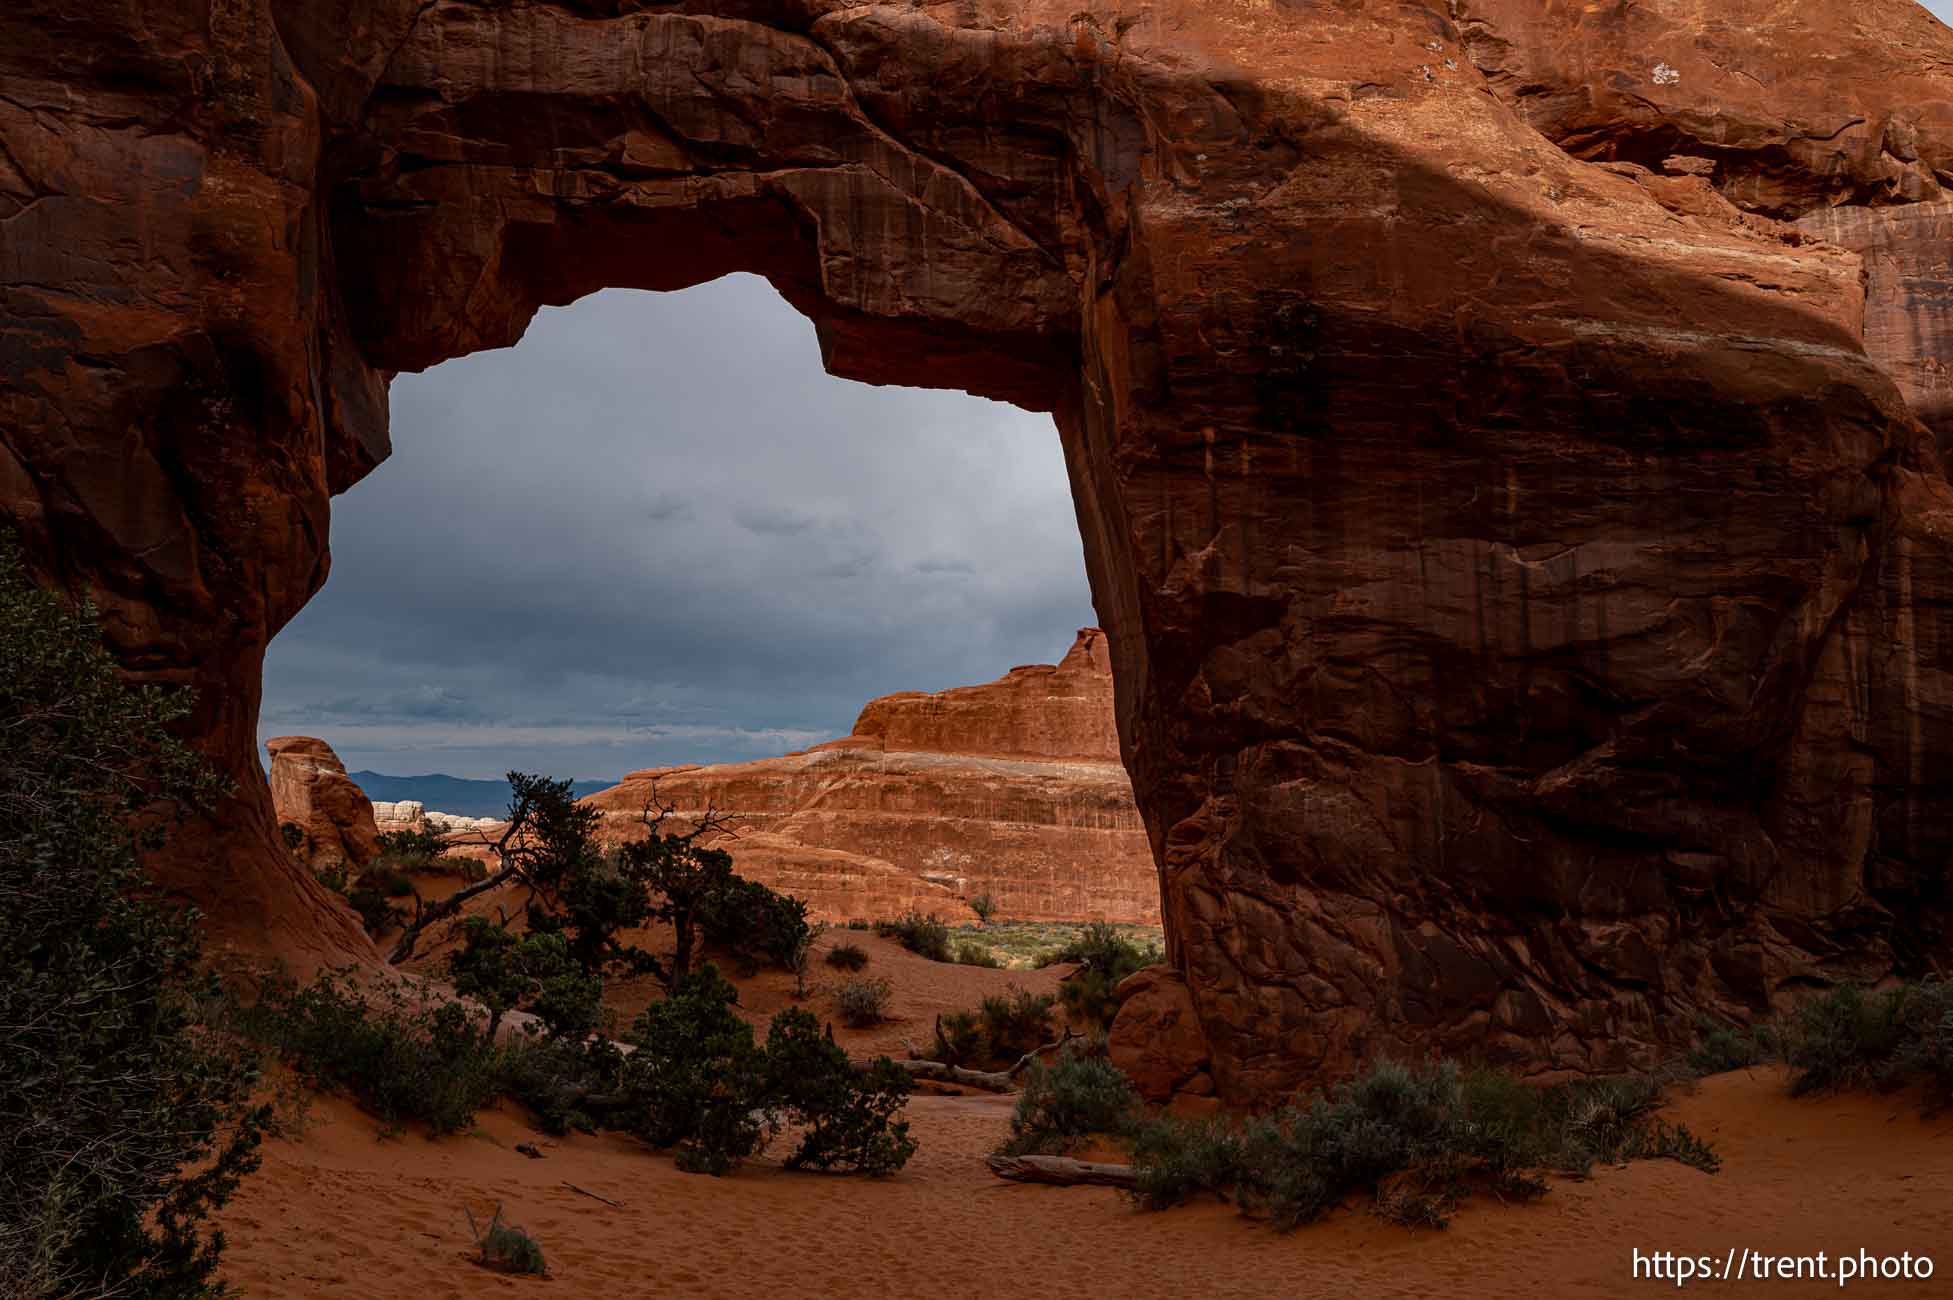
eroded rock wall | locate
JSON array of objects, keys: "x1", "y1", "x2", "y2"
[
  {"x1": 6, "y1": 0, "x2": 1953, "y2": 1098},
  {"x1": 583, "y1": 630, "x2": 1157, "y2": 924}
]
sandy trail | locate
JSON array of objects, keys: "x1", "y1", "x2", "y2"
[{"x1": 215, "y1": 1065, "x2": 1953, "y2": 1299}]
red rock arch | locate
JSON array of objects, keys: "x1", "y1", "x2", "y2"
[{"x1": 6, "y1": 0, "x2": 1953, "y2": 1101}]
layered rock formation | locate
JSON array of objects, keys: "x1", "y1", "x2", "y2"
[
  {"x1": 9, "y1": 0, "x2": 1953, "y2": 1100},
  {"x1": 266, "y1": 736, "x2": 380, "y2": 871},
  {"x1": 584, "y1": 629, "x2": 1157, "y2": 924}
]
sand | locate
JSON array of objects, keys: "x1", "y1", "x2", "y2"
[{"x1": 215, "y1": 1046, "x2": 1953, "y2": 1300}]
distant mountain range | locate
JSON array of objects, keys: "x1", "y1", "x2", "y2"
[{"x1": 348, "y1": 771, "x2": 621, "y2": 819}]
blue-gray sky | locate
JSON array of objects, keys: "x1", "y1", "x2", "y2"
[
  {"x1": 1932, "y1": 0, "x2": 1952, "y2": 22},
  {"x1": 260, "y1": 277, "x2": 1096, "y2": 779}
]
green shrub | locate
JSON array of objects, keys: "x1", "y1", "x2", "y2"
[
  {"x1": 280, "y1": 821, "x2": 308, "y2": 853},
  {"x1": 826, "y1": 942, "x2": 870, "y2": 971},
  {"x1": 954, "y1": 940, "x2": 1002, "y2": 968},
  {"x1": 1781, "y1": 980, "x2": 1953, "y2": 1108},
  {"x1": 448, "y1": 918, "x2": 601, "y2": 1041},
  {"x1": 1045, "y1": 922, "x2": 1161, "y2": 1030},
  {"x1": 1129, "y1": 1061, "x2": 1717, "y2": 1232},
  {"x1": 241, "y1": 971, "x2": 501, "y2": 1135},
  {"x1": 981, "y1": 985, "x2": 1057, "y2": 1058},
  {"x1": 502, "y1": 1035, "x2": 624, "y2": 1137},
  {"x1": 834, "y1": 976, "x2": 895, "y2": 1029},
  {"x1": 764, "y1": 1011, "x2": 917, "y2": 1175},
  {"x1": 845, "y1": 918, "x2": 872, "y2": 931},
  {"x1": 932, "y1": 1010, "x2": 987, "y2": 1065},
  {"x1": 346, "y1": 885, "x2": 404, "y2": 936},
  {"x1": 999, "y1": 1048, "x2": 1140, "y2": 1156},
  {"x1": 618, "y1": 967, "x2": 770, "y2": 1173},
  {"x1": 700, "y1": 874, "x2": 812, "y2": 972},
  {"x1": 969, "y1": 893, "x2": 998, "y2": 926},
  {"x1": 875, "y1": 911, "x2": 951, "y2": 962},
  {"x1": 0, "y1": 535, "x2": 265, "y2": 1299},
  {"x1": 374, "y1": 827, "x2": 456, "y2": 874},
  {"x1": 1686, "y1": 1015, "x2": 1778, "y2": 1076},
  {"x1": 614, "y1": 966, "x2": 915, "y2": 1176},
  {"x1": 469, "y1": 1204, "x2": 546, "y2": 1276}
]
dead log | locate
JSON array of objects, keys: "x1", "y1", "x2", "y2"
[
  {"x1": 1006, "y1": 1028, "x2": 1083, "y2": 1078},
  {"x1": 873, "y1": 1058, "x2": 1015, "y2": 1092},
  {"x1": 985, "y1": 1154, "x2": 1138, "y2": 1188}
]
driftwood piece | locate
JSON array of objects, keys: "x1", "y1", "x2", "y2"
[
  {"x1": 985, "y1": 1154, "x2": 1138, "y2": 1188},
  {"x1": 874, "y1": 1059, "x2": 1015, "y2": 1092}
]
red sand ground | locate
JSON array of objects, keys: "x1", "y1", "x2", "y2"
[{"x1": 213, "y1": 927, "x2": 1953, "y2": 1299}]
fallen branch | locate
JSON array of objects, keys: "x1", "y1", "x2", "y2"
[
  {"x1": 874, "y1": 1058, "x2": 1015, "y2": 1093},
  {"x1": 985, "y1": 1154, "x2": 1137, "y2": 1188},
  {"x1": 1007, "y1": 1028, "x2": 1083, "y2": 1078},
  {"x1": 562, "y1": 1181, "x2": 623, "y2": 1208}
]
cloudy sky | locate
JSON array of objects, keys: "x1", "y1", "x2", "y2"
[{"x1": 259, "y1": 276, "x2": 1097, "y2": 780}]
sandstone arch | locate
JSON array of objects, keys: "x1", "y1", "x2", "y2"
[{"x1": 6, "y1": 0, "x2": 1953, "y2": 1102}]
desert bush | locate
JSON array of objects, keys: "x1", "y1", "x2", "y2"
[
  {"x1": 469, "y1": 1204, "x2": 546, "y2": 1276},
  {"x1": 845, "y1": 918, "x2": 872, "y2": 930},
  {"x1": 999, "y1": 1047, "x2": 1140, "y2": 1156},
  {"x1": 954, "y1": 940, "x2": 1002, "y2": 968},
  {"x1": 241, "y1": 971, "x2": 501, "y2": 1135},
  {"x1": 826, "y1": 941, "x2": 871, "y2": 971},
  {"x1": 932, "y1": 1010, "x2": 987, "y2": 1065},
  {"x1": 875, "y1": 911, "x2": 951, "y2": 962},
  {"x1": 1129, "y1": 1061, "x2": 1717, "y2": 1232},
  {"x1": 1045, "y1": 922, "x2": 1162, "y2": 1030},
  {"x1": 346, "y1": 884, "x2": 405, "y2": 936},
  {"x1": 980, "y1": 985, "x2": 1057, "y2": 1058},
  {"x1": 834, "y1": 975, "x2": 895, "y2": 1029},
  {"x1": 448, "y1": 918, "x2": 602, "y2": 1041},
  {"x1": 280, "y1": 821, "x2": 308, "y2": 853},
  {"x1": 616, "y1": 966, "x2": 915, "y2": 1176},
  {"x1": 969, "y1": 893, "x2": 998, "y2": 926},
  {"x1": 374, "y1": 826, "x2": 456, "y2": 874},
  {"x1": 700, "y1": 873, "x2": 812, "y2": 973},
  {"x1": 502, "y1": 1035, "x2": 624, "y2": 1137},
  {"x1": 0, "y1": 535, "x2": 265, "y2": 1299},
  {"x1": 1780, "y1": 980, "x2": 1953, "y2": 1108},
  {"x1": 1686, "y1": 1015, "x2": 1778, "y2": 1076},
  {"x1": 764, "y1": 1011, "x2": 917, "y2": 1174}
]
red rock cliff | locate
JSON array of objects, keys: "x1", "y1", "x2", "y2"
[
  {"x1": 7, "y1": 0, "x2": 1953, "y2": 1101},
  {"x1": 584, "y1": 629, "x2": 1157, "y2": 924}
]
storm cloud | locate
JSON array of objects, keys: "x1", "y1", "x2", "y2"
[{"x1": 259, "y1": 276, "x2": 1097, "y2": 780}]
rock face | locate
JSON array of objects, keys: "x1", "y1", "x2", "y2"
[
  {"x1": 8, "y1": 0, "x2": 1953, "y2": 1099},
  {"x1": 582, "y1": 630, "x2": 1158, "y2": 924},
  {"x1": 265, "y1": 737, "x2": 380, "y2": 870}
]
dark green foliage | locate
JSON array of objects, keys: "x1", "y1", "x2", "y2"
[
  {"x1": 969, "y1": 893, "x2": 998, "y2": 926},
  {"x1": 1686, "y1": 1015, "x2": 1778, "y2": 1076},
  {"x1": 1045, "y1": 922, "x2": 1161, "y2": 1030},
  {"x1": 469, "y1": 1205, "x2": 546, "y2": 1276},
  {"x1": 700, "y1": 874, "x2": 812, "y2": 972},
  {"x1": 875, "y1": 911, "x2": 951, "y2": 962},
  {"x1": 0, "y1": 536, "x2": 265, "y2": 1299},
  {"x1": 617, "y1": 967, "x2": 769, "y2": 1173},
  {"x1": 932, "y1": 1010, "x2": 987, "y2": 1065},
  {"x1": 346, "y1": 885, "x2": 405, "y2": 936},
  {"x1": 372, "y1": 827, "x2": 455, "y2": 874},
  {"x1": 953, "y1": 940, "x2": 1002, "y2": 968},
  {"x1": 764, "y1": 1011, "x2": 916, "y2": 1174},
  {"x1": 834, "y1": 975, "x2": 894, "y2": 1028},
  {"x1": 615, "y1": 966, "x2": 916, "y2": 1177},
  {"x1": 502, "y1": 1036, "x2": 624, "y2": 1137},
  {"x1": 980, "y1": 985, "x2": 1057, "y2": 1058},
  {"x1": 1781, "y1": 980, "x2": 1953, "y2": 1108},
  {"x1": 999, "y1": 1048, "x2": 1140, "y2": 1156},
  {"x1": 825, "y1": 942, "x2": 870, "y2": 971},
  {"x1": 447, "y1": 918, "x2": 601, "y2": 1041},
  {"x1": 279, "y1": 822, "x2": 307, "y2": 853},
  {"x1": 1129, "y1": 1061, "x2": 1718, "y2": 1233},
  {"x1": 241, "y1": 971, "x2": 501, "y2": 1136},
  {"x1": 845, "y1": 918, "x2": 872, "y2": 931}
]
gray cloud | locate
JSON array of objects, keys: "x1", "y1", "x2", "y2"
[{"x1": 260, "y1": 275, "x2": 1096, "y2": 780}]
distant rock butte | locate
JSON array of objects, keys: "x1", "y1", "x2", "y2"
[
  {"x1": 265, "y1": 737, "x2": 380, "y2": 870},
  {"x1": 583, "y1": 629, "x2": 1158, "y2": 925}
]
